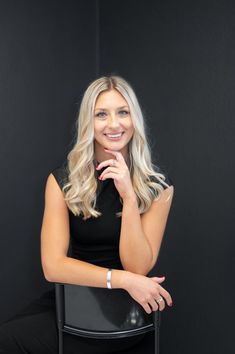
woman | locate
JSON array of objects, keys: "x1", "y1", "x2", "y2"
[{"x1": 0, "y1": 75, "x2": 174, "y2": 353}]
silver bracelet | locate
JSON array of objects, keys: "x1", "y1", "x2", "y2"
[{"x1": 107, "y1": 268, "x2": 112, "y2": 289}]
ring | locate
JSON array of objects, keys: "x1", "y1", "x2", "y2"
[{"x1": 156, "y1": 296, "x2": 163, "y2": 303}]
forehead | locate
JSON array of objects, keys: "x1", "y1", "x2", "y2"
[{"x1": 95, "y1": 89, "x2": 128, "y2": 109}]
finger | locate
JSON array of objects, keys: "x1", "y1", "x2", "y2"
[
  {"x1": 148, "y1": 298, "x2": 159, "y2": 312},
  {"x1": 100, "y1": 172, "x2": 119, "y2": 181},
  {"x1": 155, "y1": 297, "x2": 165, "y2": 312},
  {"x1": 104, "y1": 149, "x2": 124, "y2": 162},
  {"x1": 157, "y1": 286, "x2": 173, "y2": 306},
  {"x1": 97, "y1": 159, "x2": 119, "y2": 170},
  {"x1": 151, "y1": 276, "x2": 165, "y2": 283},
  {"x1": 142, "y1": 302, "x2": 153, "y2": 314},
  {"x1": 99, "y1": 168, "x2": 118, "y2": 180}
]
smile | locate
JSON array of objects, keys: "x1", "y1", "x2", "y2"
[
  {"x1": 104, "y1": 132, "x2": 124, "y2": 141},
  {"x1": 105, "y1": 132, "x2": 124, "y2": 138}
]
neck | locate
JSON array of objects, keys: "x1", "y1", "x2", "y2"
[{"x1": 94, "y1": 155, "x2": 131, "y2": 168}]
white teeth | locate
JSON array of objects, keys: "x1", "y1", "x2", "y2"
[{"x1": 106, "y1": 133, "x2": 122, "y2": 138}]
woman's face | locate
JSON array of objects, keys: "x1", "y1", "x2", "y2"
[{"x1": 93, "y1": 89, "x2": 134, "y2": 161}]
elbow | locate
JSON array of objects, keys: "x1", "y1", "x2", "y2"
[
  {"x1": 120, "y1": 251, "x2": 154, "y2": 276},
  {"x1": 136, "y1": 268, "x2": 151, "y2": 276},
  {"x1": 44, "y1": 272, "x2": 55, "y2": 283},
  {"x1": 138, "y1": 265, "x2": 154, "y2": 276},
  {"x1": 41, "y1": 259, "x2": 61, "y2": 283},
  {"x1": 128, "y1": 268, "x2": 151, "y2": 276},
  {"x1": 42, "y1": 265, "x2": 55, "y2": 282},
  {"x1": 122, "y1": 263, "x2": 152, "y2": 276},
  {"x1": 124, "y1": 257, "x2": 154, "y2": 275}
]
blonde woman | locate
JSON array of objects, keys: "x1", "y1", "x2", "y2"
[{"x1": 0, "y1": 76, "x2": 174, "y2": 353}]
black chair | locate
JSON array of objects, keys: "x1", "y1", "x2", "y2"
[{"x1": 55, "y1": 282, "x2": 161, "y2": 354}]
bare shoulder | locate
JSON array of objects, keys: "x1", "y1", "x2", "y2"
[
  {"x1": 44, "y1": 172, "x2": 69, "y2": 212},
  {"x1": 153, "y1": 185, "x2": 174, "y2": 204},
  {"x1": 41, "y1": 172, "x2": 70, "y2": 231},
  {"x1": 42, "y1": 173, "x2": 69, "y2": 234}
]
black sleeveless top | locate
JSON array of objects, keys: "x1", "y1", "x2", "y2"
[{"x1": 51, "y1": 161, "x2": 173, "y2": 271}]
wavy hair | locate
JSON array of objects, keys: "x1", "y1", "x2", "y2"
[{"x1": 61, "y1": 75, "x2": 170, "y2": 220}]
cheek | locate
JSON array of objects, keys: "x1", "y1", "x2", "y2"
[
  {"x1": 126, "y1": 119, "x2": 134, "y2": 133},
  {"x1": 125, "y1": 124, "x2": 135, "y2": 140},
  {"x1": 94, "y1": 122, "x2": 104, "y2": 135}
]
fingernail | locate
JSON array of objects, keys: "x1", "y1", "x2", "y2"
[{"x1": 169, "y1": 302, "x2": 173, "y2": 307}]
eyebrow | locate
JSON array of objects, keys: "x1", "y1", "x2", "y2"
[{"x1": 94, "y1": 106, "x2": 129, "y2": 111}]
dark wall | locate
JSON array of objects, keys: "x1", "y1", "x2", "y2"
[
  {"x1": 99, "y1": 1, "x2": 234, "y2": 354},
  {"x1": 1, "y1": 1, "x2": 234, "y2": 353},
  {"x1": 0, "y1": 0, "x2": 97, "y2": 323}
]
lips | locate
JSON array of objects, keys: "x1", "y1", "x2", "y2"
[{"x1": 104, "y1": 132, "x2": 124, "y2": 137}]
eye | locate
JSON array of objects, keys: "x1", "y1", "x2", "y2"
[
  {"x1": 118, "y1": 110, "x2": 129, "y2": 116},
  {"x1": 95, "y1": 111, "x2": 107, "y2": 118}
]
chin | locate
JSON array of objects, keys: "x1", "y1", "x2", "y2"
[{"x1": 104, "y1": 143, "x2": 126, "y2": 150}]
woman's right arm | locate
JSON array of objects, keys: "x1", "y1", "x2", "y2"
[
  {"x1": 40, "y1": 173, "x2": 172, "y2": 313},
  {"x1": 40, "y1": 173, "x2": 127, "y2": 289}
]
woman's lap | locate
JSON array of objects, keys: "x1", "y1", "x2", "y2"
[{"x1": 0, "y1": 308, "x2": 58, "y2": 354}]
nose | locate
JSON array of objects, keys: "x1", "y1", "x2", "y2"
[{"x1": 108, "y1": 113, "x2": 120, "y2": 129}]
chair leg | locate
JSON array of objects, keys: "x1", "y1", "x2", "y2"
[
  {"x1": 154, "y1": 310, "x2": 161, "y2": 354},
  {"x1": 154, "y1": 325, "x2": 159, "y2": 354},
  {"x1": 58, "y1": 329, "x2": 63, "y2": 354}
]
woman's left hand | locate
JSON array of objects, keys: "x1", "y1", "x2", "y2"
[{"x1": 96, "y1": 149, "x2": 135, "y2": 200}]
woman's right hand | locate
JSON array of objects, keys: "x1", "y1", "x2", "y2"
[{"x1": 122, "y1": 271, "x2": 173, "y2": 314}]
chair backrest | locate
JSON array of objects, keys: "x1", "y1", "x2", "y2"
[{"x1": 55, "y1": 282, "x2": 161, "y2": 340}]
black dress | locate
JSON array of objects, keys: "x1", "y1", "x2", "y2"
[{"x1": 0, "y1": 162, "x2": 172, "y2": 354}]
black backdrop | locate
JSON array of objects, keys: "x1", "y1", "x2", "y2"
[
  {"x1": 0, "y1": 1, "x2": 234, "y2": 354},
  {"x1": 0, "y1": 0, "x2": 97, "y2": 321}
]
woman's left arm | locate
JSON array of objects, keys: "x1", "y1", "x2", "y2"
[
  {"x1": 119, "y1": 186, "x2": 174, "y2": 275},
  {"x1": 97, "y1": 149, "x2": 174, "y2": 276}
]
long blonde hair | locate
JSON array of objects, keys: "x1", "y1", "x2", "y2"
[{"x1": 62, "y1": 75, "x2": 170, "y2": 220}]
